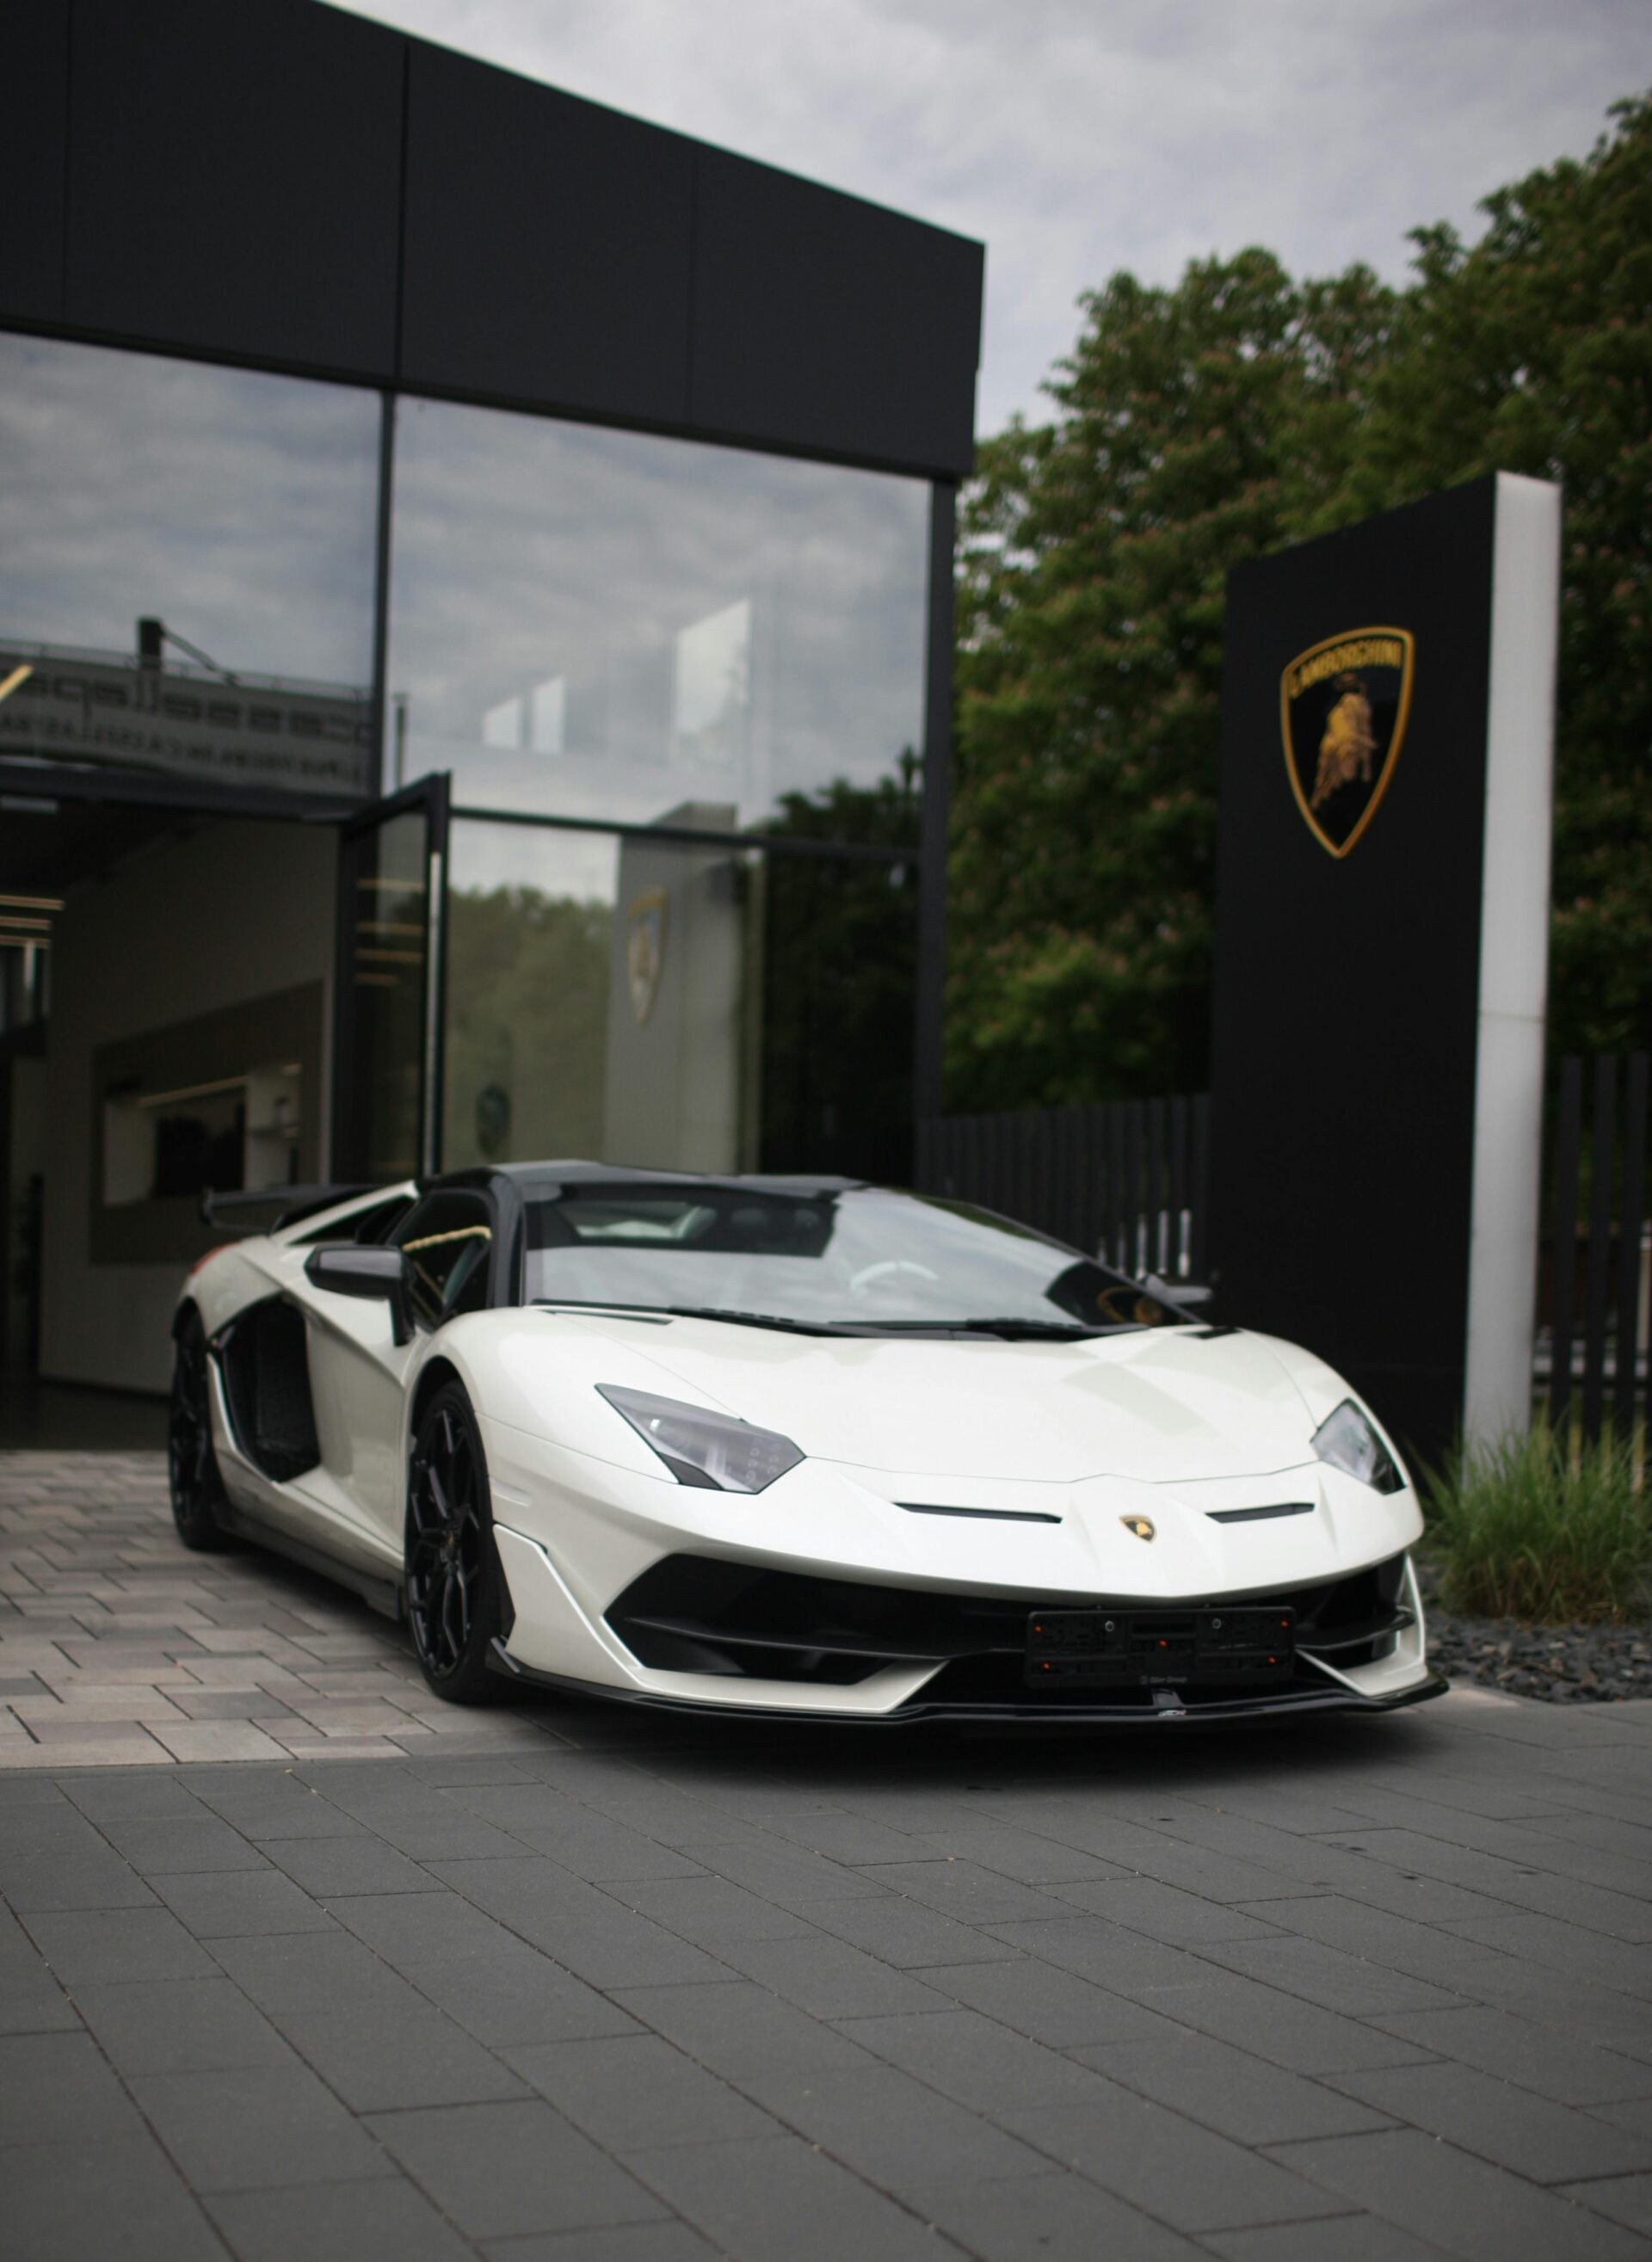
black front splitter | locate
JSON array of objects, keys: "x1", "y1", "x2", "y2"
[{"x1": 489, "y1": 1642, "x2": 1449, "y2": 1728}]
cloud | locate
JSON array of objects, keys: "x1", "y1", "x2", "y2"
[{"x1": 332, "y1": 0, "x2": 1652, "y2": 434}]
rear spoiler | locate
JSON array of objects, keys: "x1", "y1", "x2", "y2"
[{"x1": 200, "y1": 1184, "x2": 378, "y2": 1232}]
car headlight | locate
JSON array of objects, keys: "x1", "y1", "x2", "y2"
[
  {"x1": 1312, "y1": 1398, "x2": 1403, "y2": 1495},
  {"x1": 596, "y1": 1384, "x2": 804, "y2": 1494}
]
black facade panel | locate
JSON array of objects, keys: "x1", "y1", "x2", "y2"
[
  {"x1": 64, "y1": 0, "x2": 403, "y2": 377},
  {"x1": 690, "y1": 150, "x2": 981, "y2": 478},
  {"x1": 1208, "y1": 479, "x2": 1498, "y2": 1463},
  {"x1": 399, "y1": 49, "x2": 694, "y2": 428},
  {"x1": 1, "y1": 0, "x2": 70, "y2": 324}
]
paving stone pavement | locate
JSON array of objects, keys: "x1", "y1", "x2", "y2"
[{"x1": 4, "y1": 1451, "x2": 1652, "y2": 2260}]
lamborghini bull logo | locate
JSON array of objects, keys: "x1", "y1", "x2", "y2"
[
  {"x1": 626, "y1": 888, "x2": 668, "y2": 1025},
  {"x1": 1280, "y1": 627, "x2": 1415, "y2": 858}
]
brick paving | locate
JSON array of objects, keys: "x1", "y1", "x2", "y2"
[{"x1": 3, "y1": 1452, "x2": 1652, "y2": 2259}]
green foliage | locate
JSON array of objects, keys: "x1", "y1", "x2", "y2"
[
  {"x1": 952, "y1": 93, "x2": 1652, "y2": 1106},
  {"x1": 1425, "y1": 1420, "x2": 1652, "y2": 1623},
  {"x1": 951, "y1": 252, "x2": 1396, "y2": 1107},
  {"x1": 1313, "y1": 96, "x2": 1652, "y2": 1059}
]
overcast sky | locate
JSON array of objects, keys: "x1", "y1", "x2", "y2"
[{"x1": 336, "y1": 0, "x2": 1652, "y2": 435}]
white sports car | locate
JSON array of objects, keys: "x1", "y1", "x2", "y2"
[{"x1": 170, "y1": 1165, "x2": 1444, "y2": 1723}]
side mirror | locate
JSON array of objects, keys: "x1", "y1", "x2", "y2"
[{"x1": 305, "y1": 1244, "x2": 412, "y2": 1345}]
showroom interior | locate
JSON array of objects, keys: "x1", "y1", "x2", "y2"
[{"x1": 0, "y1": 0, "x2": 983, "y2": 1410}]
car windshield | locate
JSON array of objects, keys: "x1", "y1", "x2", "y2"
[{"x1": 522, "y1": 1183, "x2": 1184, "y2": 1334}]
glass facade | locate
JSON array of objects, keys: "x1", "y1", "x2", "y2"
[
  {"x1": 3, "y1": 328, "x2": 934, "y2": 1200},
  {"x1": 385, "y1": 397, "x2": 930, "y2": 837},
  {"x1": 0, "y1": 334, "x2": 380, "y2": 798},
  {"x1": 445, "y1": 818, "x2": 917, "y2": 1186}
]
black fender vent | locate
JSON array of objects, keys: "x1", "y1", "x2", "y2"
[{"x1": 214, "y1": 1296, "x2": 321, "y2": 1484}]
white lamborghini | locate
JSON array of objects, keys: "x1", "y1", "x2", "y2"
[{"x1": 170, "y1": 1166, "x2": 1444, "y2": 1723}]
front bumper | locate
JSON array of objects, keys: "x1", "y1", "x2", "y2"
[{"x1": 488, "y1": 1516, "x2": 1442, "y2": 1724}]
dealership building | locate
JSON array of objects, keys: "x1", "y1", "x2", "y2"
[{"x1": 0, "y1": 0, "x2": 983, "y2": 1397}]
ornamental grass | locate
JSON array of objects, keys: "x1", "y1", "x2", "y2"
[{"x1": 1424, "y1": 1419, "x2": 1651, "y2": 1624}]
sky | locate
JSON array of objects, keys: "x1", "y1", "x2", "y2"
[{"x1": 336, "y1": 0, "x2": 1652, "y2": 436}]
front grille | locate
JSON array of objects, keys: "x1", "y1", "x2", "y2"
[{"x1": 606, "y1": 1551, "x2": 1410, "y2": 1705}]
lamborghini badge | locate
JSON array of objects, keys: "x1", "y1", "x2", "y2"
[{"x1": 1279, "y1": 627, "x2": 1415, "y2": 858}]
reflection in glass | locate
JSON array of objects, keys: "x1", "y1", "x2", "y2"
[
  {"x1": 386, "y1": 398, "x2": 929, "y2": 836},
  {"x1": 0, "y1": 332, "x2": 379, "y2": 677},
  {"x1": 444, "y1": 818, "x2": 915, "y2": 1186},
  {"x1": 335, "y1": 813, "x2": 429, "y2": 1182}
]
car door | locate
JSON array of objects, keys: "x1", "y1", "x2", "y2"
[{"x1": 300, "y1": 1186, "x2": 496, "y2": 1552}]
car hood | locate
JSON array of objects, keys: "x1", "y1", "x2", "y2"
[{"x1": 608, "y1": 1320, "x2": 1320, "y2": 1483}]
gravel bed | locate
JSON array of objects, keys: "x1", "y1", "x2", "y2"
[{"x1": 1426, "y1": 1607, "x2": 1652, "y2": 1703}]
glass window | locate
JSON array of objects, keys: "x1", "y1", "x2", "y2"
[
  {"x1": 394, "y1": 1189, "x2": 493, "y2": 1328},
  {"x1": 385, "y1": 398, "x2": 929, "y2": 837},
  {"x1": 524, "y1": 1182, "x2": 1182, "y2": 1334},
  {"x1": 0, "y1": 332, "x2": 379, "y2": 798},
  {"x1": 443, "y1": 817, "x2": 915, "y2": 1187}
]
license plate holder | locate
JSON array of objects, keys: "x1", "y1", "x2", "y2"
[{"x1": 1025, "y1": 1605, "x2": 1295, "y2": 1689}]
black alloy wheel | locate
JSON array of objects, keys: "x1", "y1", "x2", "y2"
[
  {"x1": 405, "y1": 1383, "x2": 509, "y2": 1704},
  {"x1": 169, "y1": 1309, "x2": 235, "y2": 1551}
]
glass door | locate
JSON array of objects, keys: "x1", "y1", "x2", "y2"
[{"x1": 331, "y1": 774, "x2": 450, "y2": 1184}]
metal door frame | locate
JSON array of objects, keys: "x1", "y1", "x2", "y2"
[{"x1": 330, "y1": 771, "x2": 450, "y2": 1183}]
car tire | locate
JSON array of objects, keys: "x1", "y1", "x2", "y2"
[
  {"x1": 169, "y1": 1309, "x2": 237, "y2": 1551},
  {"x1": 405, "y1": 1382, "x2": 510, "y2": 1705}
]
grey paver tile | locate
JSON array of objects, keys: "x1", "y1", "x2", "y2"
[
  {"x1": 151, "y1": 1865, "x2": 339, "y2": 1937},
  {"x1": 507, "y1": 2032, "x2": 778, "y2": 2148},
  {"x1": 204, "y1": 2174, "x2": 476, "y2": 2262},
  {"x1": 428, "y1": 1854, "x2": 728, "y2": 1988},
  {"x1": 1054, "y1": 1876, "x2": 1285, "y2": 1945},
  {"x1": 261, "y1": 1832, "x2": 441, "y2": 1895},
  {"x1": 712, "y1": 1930, "x2": 951, "y2": 2019},
  {"x1": 129, "y1": 2062, "x2": 392, "y2": 2191},
  {"x1": 1005, "y1": 2075, "x2": 1345, "y2": 2232},
  {"x1": 837, "y1": 2005, "x2": 1109, "y2": 2114},
  {"x1": 1269, "y1": 2127, "x2": 1649, "y2": 2260},
  {"x1": 89, "y1": 1813, "x2": 272, "y2": 1876},
  {"x1": 906, "y1": 2168, "x2": 1211, "y2": 2260},
  {"x1": 1555, "y1": 2173, "x2": 1652, "y2": 2234},
  {"x1": 607, "y1": 1871, "x2": 820, "y2": 1945},
  {"x1": 1204, "y1": 2216, "x2": 1459, "y2": 2260},
  {"x1": 0, "y1": 2028, "x2": 146, "y2": 2147},
  {"x1": 613, "y1": 1978, "x2": 874, "y2": 2086},
  {"x1": 367, "y1": 2099, "x2": 667, "y2": 2240},
  {"x1": 24, "y1": 1902, "x2": 217, "y2": 1985},
  {"x1": 1077, "y1": 2029, "x2": 1394, "y2": 2146},
  {"x1": 479, "y1": 2225, "x2": 719, "y2": 2262},
  {"x1": 914, "y1": 1955, "x2": 1187, "y2": 2048},
  {"x1": 794, "y1": 1888, "x2": 1023, "y2": 1968},
  {"x1": 71, "y1": 1975, "x2": 297, "y2": 2075},
  {"x1": 1194, "y1": 1932, "x2": 1462, "y2": 2016},
  {"x1": 324, "y1": 1885, "x2": 539, "y2": 1966},
  {"x1": 3, "y1": 2129, "x2": 231, "y2": 2262},
  {"x1": 1329, "y1": 2060, "x2": 1652, "y2": 2184},
  {"x1": 410, "y1": 1953, "x2": 645, "y2": 2049},
  {"x1": 625, "y1": 2131, "x2": 946, "y2": 2262},
  {"x1": 212, "y1": 1932, "x2": 528, "y2": 2111},
  {"x1": 854, "y1": 1856, "x2": 1077, "y2": 1926},
  {"x1": 1367, "y1": 2003, "x2": 1652, "y2": 2106},
  {"x1": 758, "y1": 2058, "x2": 1051, "y2": 2191}
]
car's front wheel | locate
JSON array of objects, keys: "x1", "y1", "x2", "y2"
[
  {"x1": 169, "y1": 1310, "x2": 236, "y2": 1551},
  {"x1": 405, "y1": 1384, "x2": 509, "y2": 1704}
]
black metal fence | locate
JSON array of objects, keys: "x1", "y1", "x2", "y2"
[
  {"x1": 1544, "y1": 1051, "x2": 1649, "y2": 1439},
  {"x1": 914, "y1": 1094, "x2": 1211, "y2": 1283}
]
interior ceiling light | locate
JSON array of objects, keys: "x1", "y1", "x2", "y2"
[{"x1": 0, "y1": 892, "x2": 65, "y2": 911}]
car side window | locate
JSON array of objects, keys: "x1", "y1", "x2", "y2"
[{"x1": 394, "y1": 1192, "x2": 494, "y2": 1330}]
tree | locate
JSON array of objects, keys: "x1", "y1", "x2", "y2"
[
  {"x1": 1320, "y1": 95, "x2": 1652, "y2": 1057},
  {"x1": 949, "y1": 253, "x2": 1395, "y2": 1108},
  {"x1": 949, "y1": 93, "x2": 1652, "y2": 1103}
]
